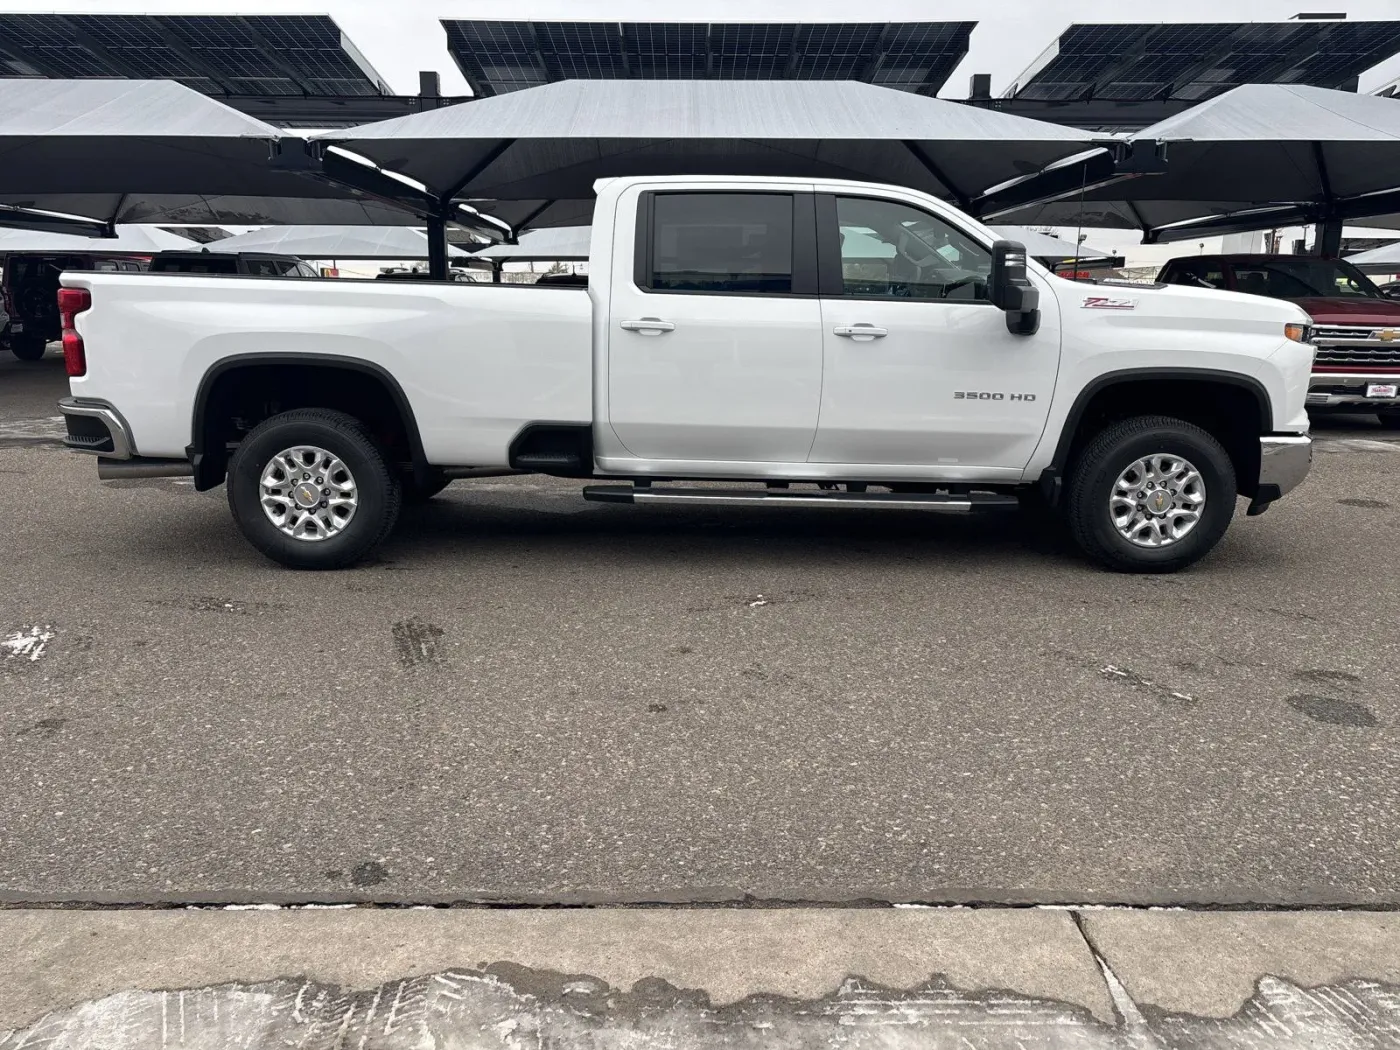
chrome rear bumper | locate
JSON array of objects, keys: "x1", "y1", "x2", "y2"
[{"x1": 58, "y1": 397, "x2": 134, "y2": 459}]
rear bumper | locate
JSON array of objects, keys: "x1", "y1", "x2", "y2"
[
  {"x1": 60, "y1": 397, "x2": 194, "y2": 479},
  {"x1": 58, "y1": 397, "x2": 134, "y2": 458},
  {"x1": 1307, "y1": 372, "x2": 1400, "y2": 408},
  {"x1": 1255, "y1": 434, "x2": 1312, "y2": 508}
]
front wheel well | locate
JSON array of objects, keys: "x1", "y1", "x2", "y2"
[
  {"x1": 1055, "y1": 377, "x2": 1266, "y2": 498},
  {"x1": 191, "y1": 358, "x2": 426, "y2": 490}
]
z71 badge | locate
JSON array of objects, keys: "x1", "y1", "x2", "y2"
[{"x1": 1082, "y1": 295, "x2": 1138, "y2": 310}]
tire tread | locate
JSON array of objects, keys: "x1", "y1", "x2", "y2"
[
  {"x1": 1066, "y1": 414, "x2": 1234, "y2": 573},
  {"x1": 227, "y1": 408, "x2": 401, "y2": 570}
]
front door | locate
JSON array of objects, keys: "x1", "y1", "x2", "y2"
[
  {"x1": 607, "y1": 190, "x2": 823, "y2": 465},
  {"x1": 808, "y1": 194, "x2": 1059, "y2": 472}
]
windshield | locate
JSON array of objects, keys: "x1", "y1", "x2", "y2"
[{"x1": 1229, "y1": 258, "x2": 1383, "y2": 300}]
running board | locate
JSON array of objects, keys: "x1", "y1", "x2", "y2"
[{"x1": 582, "y1": 486, "x2": 1019, "y2": 512}]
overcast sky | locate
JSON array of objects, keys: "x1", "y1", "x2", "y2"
[{"x1": 3, "y1": 0, "x2": 1400, "y2": 98}]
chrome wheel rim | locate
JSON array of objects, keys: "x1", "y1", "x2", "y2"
[
  {"x1": 259, "y1": 445, "x2": 358, "y2": 542},
  {"x1": 1110, "y1": 453, "x2": 1206, "y2": 549}
]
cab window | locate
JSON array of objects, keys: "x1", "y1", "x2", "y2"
[
  {"x1": 645, "y1": 193, "x2": 794, "y2": 295},
  {"x1": 835, "y1": 197, "x2": 991, "y2": 302}
]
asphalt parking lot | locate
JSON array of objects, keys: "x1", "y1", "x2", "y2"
[{"x1": 2, "y1": 348, "x2": 1399, "y2": 907}]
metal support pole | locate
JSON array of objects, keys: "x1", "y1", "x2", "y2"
[
  {"x1": 1315, "y1": 217, "x2": 1344, "y2": 260},
  {"x1": 492, "y1": 261, "x2": 502, "y2": 284},
  {"x1": 426, "y1": 212, "x2": 449, "y2": 280}
]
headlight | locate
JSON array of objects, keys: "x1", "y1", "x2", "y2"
[{"x1": 1285, "y1": 322, "x2": 1312, "y2": 343}]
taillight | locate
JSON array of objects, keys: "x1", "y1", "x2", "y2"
[{"x1": 58, "y1": 287, "x2": 91, "y2": 377}]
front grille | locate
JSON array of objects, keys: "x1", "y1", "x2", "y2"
[
  {"x1": 1309, "y1": 324, "x2": 1400, "y2": 369},
  {"x1": 1313, "y1": 346, "x2": 1400, "y2": 369},
  {"x1": 1312, "y1": 324, "x2": 1400, "y2": 342}
]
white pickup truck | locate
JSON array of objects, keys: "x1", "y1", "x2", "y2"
[{"x1": 57, "y1": 175, "x2": 1314, "y2": 573}]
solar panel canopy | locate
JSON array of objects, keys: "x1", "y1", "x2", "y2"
[
  {"x1": 443, "y1": 20, "x2": 974, "y2": 97},
  {"x1": 1009, "y1": 20, "x2": 1400, "y2": 103},
  {"x1": 0, "y1": 14, "x2": 387, "y2": 98}
]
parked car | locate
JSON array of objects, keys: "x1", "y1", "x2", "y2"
[
  {"x1": 149, "y1": 251, "x2": 318, "y2": 277},
  {"x1": 1, "y1": 252, "x2": 148, "y2": 360},
  {"x1": 1159, "y1": 254, "x2": 1400, "y2": 428},
  {"x1": 58, "y1": 175, "x2": 1313, "y2": 573}
]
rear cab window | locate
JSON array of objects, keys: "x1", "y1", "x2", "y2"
[{"x1": 637, "y1": 192, "x2": 811, "y2": 296}]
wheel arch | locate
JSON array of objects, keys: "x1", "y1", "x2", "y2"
[
  {"x1": 1045, "y1": 368, "x2": 1273, "y2": 502},
  {"x1": 190, "y1": 353, "x2": 429, "y2": 491}
]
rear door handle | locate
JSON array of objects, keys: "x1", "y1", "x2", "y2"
[
  {"x1": 833, "y1": 324, "x2": 888, "y2": 340},
  {"x1": 620, "y1": 318, "x2": 676, "y2": 334}
]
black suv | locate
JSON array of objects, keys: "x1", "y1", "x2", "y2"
[
  {"x1": 148, "y1": 252, "x2": 318, "y2": 277},
  {"x1": 2, "y1": 253, "x2": 148, "y2": 360}
]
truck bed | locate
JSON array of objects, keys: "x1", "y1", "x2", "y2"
[{"x1": 63, "y1": 273, "x2": 594, "y2": 466}]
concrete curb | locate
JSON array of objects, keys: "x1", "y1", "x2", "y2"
[{"x1": 3, "y1": 908, "x2": 1400, "y2": 1047}]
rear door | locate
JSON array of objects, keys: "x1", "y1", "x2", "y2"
[{"x1": 606, "y1": 190, "x2": 823, "y2": 464}]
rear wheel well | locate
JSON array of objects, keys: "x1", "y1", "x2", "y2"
[
  {"x1": 1057, "y1": 378, "x2": 1265, "y2": 498},
  {"x1": 192, "y1": 359, "x2": 425, "y2": 491}
]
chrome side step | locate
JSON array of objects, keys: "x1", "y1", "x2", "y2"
[{"x1": 582, "y1": 485, "x2": 1019, "y2": 512}]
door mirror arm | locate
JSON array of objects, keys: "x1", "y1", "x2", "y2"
[{"x1": 988, "y1": 240, "x2": 1041, "y2": 336}]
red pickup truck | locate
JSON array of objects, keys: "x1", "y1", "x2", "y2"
[{"x1": 1159, "y1": 254, "x2": 1400, "y2": 429}]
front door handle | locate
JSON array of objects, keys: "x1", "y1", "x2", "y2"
[
  {"x1": 620, "y1": 318, "x2": 676, "y2": 334},
  {"x1": 834, "y1": 324, "x2": 888, "y2": 340}
]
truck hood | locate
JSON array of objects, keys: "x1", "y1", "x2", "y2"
[{"x1": 1288, "y1": 296, "x2": 1400, "y2": 325}]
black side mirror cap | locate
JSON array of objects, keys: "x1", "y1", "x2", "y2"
[{"x1": 989, "y1": 239, "x2": 1041, "y2": 336}]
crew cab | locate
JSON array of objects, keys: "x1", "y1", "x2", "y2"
[
  {"x1": 57, "y1": 176, "x2": 1314, "y2": 573},
  {"x1": 1159, "y1": 254, "x2": 1400, "y2": 428}
]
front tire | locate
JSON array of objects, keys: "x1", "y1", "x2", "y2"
[
  {"x1": 1067, "y1": 415, "x2": 1235, "y2": 573},
  {"x1": 9, "y1": 333, "x2": 47, "y2": 361},
  {"x1": 227, "y1": 408, "x2": 401, "y2": 570},
  {"x1": 1377, "y1": 409, "x2": 1400, "y2": 431}
]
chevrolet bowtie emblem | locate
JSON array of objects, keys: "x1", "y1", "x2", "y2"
[{"x1": 1381, "y1": 329, "x2": 1398, "y2": 342}]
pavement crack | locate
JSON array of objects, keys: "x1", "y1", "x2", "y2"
[{"x1": 1071, "y1": 910, "x2": 1163, "y2": 1045}]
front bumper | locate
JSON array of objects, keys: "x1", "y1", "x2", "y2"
[
  {"x1": 1307, "y1": 373, "x2": 1400, "y2": 408},
  {"x1": 58, "y1": 397, "x2": 134, "y2": 458},
  {"x1": 1252, "y1": 434, "x2": 1312, "y2": 514}
]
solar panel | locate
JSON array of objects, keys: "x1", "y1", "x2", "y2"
[
  {"x1": 442, "y1": 20, "x2": 975, "y2": 97},
  {"x1": 1011, "y1": 20, "x2": 1400, "y2": 102},
  {"x1": 0, "y1": 14, "x2": 386, "y2": 98}
]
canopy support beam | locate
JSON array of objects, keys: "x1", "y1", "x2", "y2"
[
  {"x1": 903, "y1": 141, "x2": 970, "y2": 210},
  {"x1": 1126, "y1": 201, "x2": 1151, "y2": 237},
  {"x1": 443, "y1": 138, "x2": 518, "y2": 204},
  {"x1": 426, "y1": 212, "x2": 450, "y2": 280},
  {"x1": 512, "y1": 200, "x2": 556, "y2": 233},
  {"x1": 0, "y1": 205, "x2": 113, "y2": 237},
  {"x1": 1311, "y1": 142, "x2": 1343, "y2": 259}
]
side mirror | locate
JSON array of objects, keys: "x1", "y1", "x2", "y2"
[
  {"x1": 1383, "y1": 287, "x2": 1400, "y2": 301},
  {"x1": 988, "y1": 240, "x2": 1041, "y2": 336}
]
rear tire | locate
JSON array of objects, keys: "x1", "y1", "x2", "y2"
[
  {"x1": 227, "y1": 408, "x2": 401, "y2": 570},
  {"x1": 1377, "y1": 409, "x2": 1400, "y2": 431},
  {"x1": 1066, "y1": 415, "x2": 1235, "y2": 573},
  {"x1": 9, "y1": 334, "x2": 47, "y2": 361}
]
